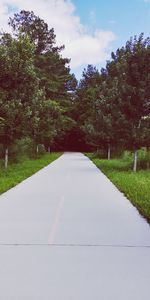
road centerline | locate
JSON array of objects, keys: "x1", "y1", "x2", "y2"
[{"x1": 48, "y1": 196, "x2": 65, "y2": 245}]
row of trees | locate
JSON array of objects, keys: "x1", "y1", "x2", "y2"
[
  {"x1": 0, "y1": 10, "x2": 77, "y2": 167},
  {"x1": 75, "y1": 34, "x2": 150, "y2": 171},
  {"x1": 0, "y1": 10, "x2": 150, "y2": 171}
]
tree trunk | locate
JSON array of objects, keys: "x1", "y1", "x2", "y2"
[
  {"x1": 48, "y1": 146, "x2": 51, "y2": 153},
  {"x1": 36, "y1": 144, "x2": 39, "y2": 155},
  {"x1": 133, "y1": 149, "x2": 138, "y2": 172},
  {"x1": 5, "y1": 147, "x2": 8, "y2": 170},
  {"x1": 146, "y1": 147, "x2": 150, "y2": 169},
  {"x1": 108, "y1": 145, "x2": 111, "y2": 160}
]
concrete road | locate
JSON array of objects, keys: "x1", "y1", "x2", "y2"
[{"x1": 0, "y1": 152, "x2": 150, "y2": 299}]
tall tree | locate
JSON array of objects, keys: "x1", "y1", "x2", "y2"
[
  {"x1": 107, "y1": 33, "x2": 150, "y2": 170},
  {"x1": 0, "y1": 33, "x2": 37, "y2": 167},
  {"x1": 9, "y1": 10, "x2": 71, "y2": 104},
  {"x1": 9, "y1": 10, "x2": 59, "y2": 54},
  {"x1": 74, "y1": 65, "x2": 101, "y2": 150}
]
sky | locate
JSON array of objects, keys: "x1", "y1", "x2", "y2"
[{"x1": 0, "y1": 0, "x2": 150, "y2": 79}]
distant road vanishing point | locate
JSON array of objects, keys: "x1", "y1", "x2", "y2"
[{"x1": 0, "y1": 152, "x2": 150, "y2": 300}]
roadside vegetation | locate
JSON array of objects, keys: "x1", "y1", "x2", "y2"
[
  {"x1": 0, "y1": 151, "x2": 61, "y2": 194},
  {"x1": 87, "y1": 150, "x2": 150, "y2": 223}
]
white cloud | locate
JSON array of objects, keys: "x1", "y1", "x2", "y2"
[{"x1": 0, "y1": 0, "x2": 116, "y2": 72}]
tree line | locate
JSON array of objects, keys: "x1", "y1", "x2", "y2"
[
  {"x1": 0, "y1": 10, "x2": 150, "y2": 171},
  {"x1": 0, "y1": 10, "x2": 77, "y2": 168},
  {"x1": 75, "y1": 34, "x2": 150, "y2": 171}
]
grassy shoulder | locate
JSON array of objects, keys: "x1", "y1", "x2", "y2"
[
  {"x1": 87, "y1": 153, "x2": 150, "y2": 223},
  {"x1": 0, "y1": 153, "x2": 61, "y2": 194}
]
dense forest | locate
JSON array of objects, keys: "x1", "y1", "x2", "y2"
[{"x1": 0, "y1": 10, "x2": 150, "y2": 171}]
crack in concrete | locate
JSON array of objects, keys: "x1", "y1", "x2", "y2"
[{"x1": 0, "y1": 243, "x2": 150, "y2": 248}]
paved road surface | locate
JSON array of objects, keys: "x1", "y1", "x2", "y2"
[{"x1": 0, "y1": 152, "x2": 150, "y2": 299}]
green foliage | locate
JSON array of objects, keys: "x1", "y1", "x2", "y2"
[
  {"x1": 78, "y1": 34, "x2": 150, "y2": 155},
  {"x1": 9, "y1": 137, "x2": 37, "y2": 161},
  {"x1": 105, "y1": 33, "x2": 150, "y2": 150},
  {"x1": 9, "y1": 10, "x2": 58, "y2": 54},
  {"x1": 0, "y1": 33, "x2": 37, "y2": 149},
  {"x1": 0, "y1": 10, "x2": 150, "y2": 161},
  {"x1": 0, "y1": 10, "x2": 76, "y2": 164},
  {"x1": 77, "y1": 34, "x2": 150, "y2": 166}
]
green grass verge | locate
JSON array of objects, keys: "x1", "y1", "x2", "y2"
[
  {"x1": 87, "y1": 153, "x2": 150, "y2": 223},
  {"x1": 0, "y1": 153, "x2": 61, "y2": 194}
]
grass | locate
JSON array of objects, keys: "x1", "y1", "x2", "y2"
[
  {"x1": 87, "y1": 153, "x2": 150, "y2": 223},
  {"x1": 0, "y1": 153, "x2": 61, "y2": 194}
]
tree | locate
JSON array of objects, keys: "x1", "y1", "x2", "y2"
[
  {"x1": 9, "y1": 10, "x2": 71, "y2": 105},
  {"x1": 0, "y1": 33, "x2": 37, "y2": 167},
  {"x1": 9, "y1": 10, "x2": 60, "y2": 55},
  {"x1": 8, "y1": 10, "x2": 75, "y2": 151},
  {"x1": 73, "y1": 65, "x2": 102, "y2": 151},
  {"x1": 107, "y1": 33, "x2": 150, "y2": 170},
  {"x1": 37, "y1": 100, "x2": 63, "y2": 151}
]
